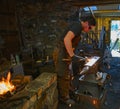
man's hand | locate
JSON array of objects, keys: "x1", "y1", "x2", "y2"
[
  {"x1": 71, "y1": 55, "x2": 85, "y2": 76},
  {"x1": 71, "y1": 55, "x2": 86, "y2": 62}
]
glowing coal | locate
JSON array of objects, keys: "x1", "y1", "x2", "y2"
[{"x1": 0, "y1": 72, "x2": 15, "y2": 95}]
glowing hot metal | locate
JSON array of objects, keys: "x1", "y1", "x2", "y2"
[{"x1": 85, "y1": 56, "x2": 100, "y2": 67}]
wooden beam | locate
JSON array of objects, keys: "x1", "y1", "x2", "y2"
[{"x1": 62, "y1": 0, "x2": 120, "y2": 7}]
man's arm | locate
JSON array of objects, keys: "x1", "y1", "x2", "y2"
[{"x1": 64, "y1": 31, "x2": 75, "y2": 57}]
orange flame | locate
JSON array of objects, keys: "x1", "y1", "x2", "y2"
[
  {"x1": 93, "y1": 99, "x2": 97, "y2": 105},
  {"x1": 0, "y1": 72, "x2": 15, "y2": 95}
]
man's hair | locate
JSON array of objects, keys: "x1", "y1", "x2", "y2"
[{"x1": 80, "y1": 16, "x2": 96, "y2": 26}]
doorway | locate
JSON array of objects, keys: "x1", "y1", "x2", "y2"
[{"x1": 110, "y1": 20, "x2": 120, "y2": 57}]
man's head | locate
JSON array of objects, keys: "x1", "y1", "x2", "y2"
[{"x1": 81, "y1": 16, "x2": 96, "y2": 32}]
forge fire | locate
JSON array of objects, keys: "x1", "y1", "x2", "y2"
[{"x1": 0, "y1": 72, "x2": 15, "y2": 95}]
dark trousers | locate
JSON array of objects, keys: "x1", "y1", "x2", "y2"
[{"x1": 57, "y1": 63, "x2": 71, "y2": 99}]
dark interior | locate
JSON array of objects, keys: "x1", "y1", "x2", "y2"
[{"x1": 0, "y1": 0, "x2": 120, "y2": 109}]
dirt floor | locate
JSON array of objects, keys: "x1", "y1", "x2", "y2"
[{"x1": 58, "y1": 57, "x2": 120, "y2": 109}]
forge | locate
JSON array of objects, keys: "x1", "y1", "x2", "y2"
[{"x1": 0, "y1": 71, "x2": 58, "y2": 109}]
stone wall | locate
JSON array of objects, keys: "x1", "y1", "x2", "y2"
[{"x1": 16, "y1": 1, "x2": 79, "y2": 60}]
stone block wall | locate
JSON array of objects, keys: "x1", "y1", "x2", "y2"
[{"x1": 16, "y1": 1, "x2": 80, "y2": 60}]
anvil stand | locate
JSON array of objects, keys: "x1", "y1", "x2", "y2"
[{"x1": 70, "y1": 57, "x2": 110, "y2": 109}]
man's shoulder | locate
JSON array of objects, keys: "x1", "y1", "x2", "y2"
[
  {"x1": 69, "y1": 21, "x2": 80, "y2": 25},
  {"x1": 68, "y1": 21, "x2": 81, "y2": 27}
]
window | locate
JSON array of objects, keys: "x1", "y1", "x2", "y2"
[
  {"x1": 110, "y1": 20, "x2": 120, "y2": 57},
  {"x1": 84, "y1": 6, "x2": 97, "y2": 11}
]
